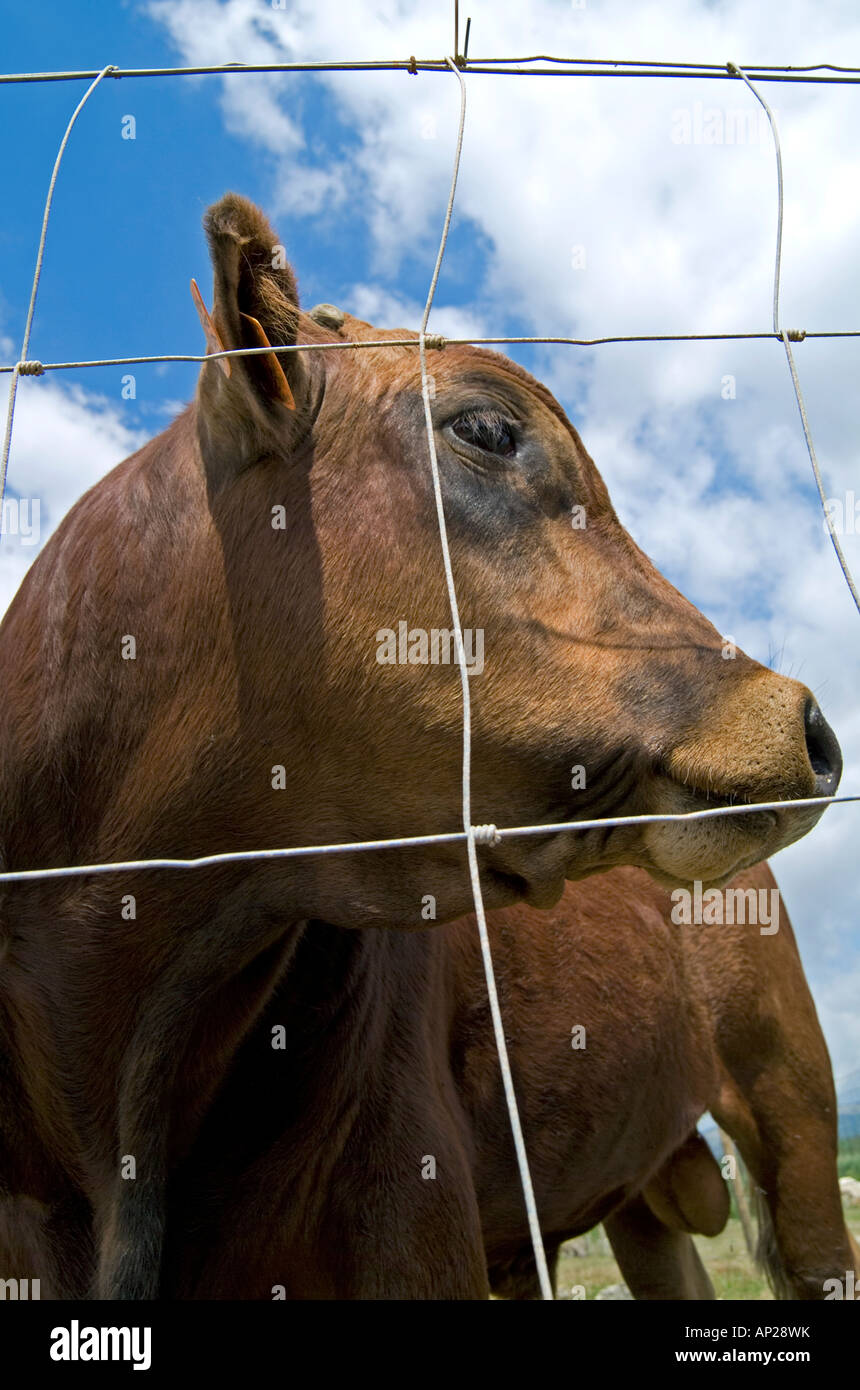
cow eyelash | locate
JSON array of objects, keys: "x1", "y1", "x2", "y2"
[{"x1": 447, "y1": 409, "x2": 518, "y2": 459}]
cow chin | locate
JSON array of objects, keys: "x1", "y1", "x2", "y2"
[
  {"x1": 477, "y1": 776, "x2": 829, "y2": 903},
  {"x1": 640, "y1": 777, "x2": 829, "y2": 889}
]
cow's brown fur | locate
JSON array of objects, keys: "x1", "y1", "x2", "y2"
[
  {"x1": 3, "y1": 863, "x2": 853, "y2": 1300},
  {"x1": 142, "y1": 862, "x2": 853, "y2": 1300},
  {"x1": 0, "y1": 195, "x2": 842, "y2": 1298},
  {"x1": 470, "y1": 862, "x2": 858, "y2": 1301}
]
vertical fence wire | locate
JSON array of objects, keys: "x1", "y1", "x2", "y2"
[
  {"x1": 729, "y1": 60, "x2": 860, "y2": 617},
  {"x1": 417, "y1": 55, "x2": 553, "y2": 1301},
  {"x1": 0, "y1": 64, "x2": 115, "y2": 532}
]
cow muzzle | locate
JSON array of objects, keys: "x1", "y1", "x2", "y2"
[{"x1": 644, "y1": 680, "x2": 842, "y2": 887}]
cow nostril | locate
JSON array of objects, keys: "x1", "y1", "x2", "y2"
[{"x1": 803, "y1": 699, "x2": 843, "y2": 792}]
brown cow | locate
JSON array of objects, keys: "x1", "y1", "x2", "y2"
[
  {"x1": 3, "y1": 862, "x2": 855, "y2": 1300},
  {"x1": 0, "y1": 193, "x2": 842, "y2": 1299},
  {"x1": 149, "y1": 863, "x2": 856, "y2": 1300},
  {"x1": 471, "y1": 863, "x2": 860, "y2": 1301}
]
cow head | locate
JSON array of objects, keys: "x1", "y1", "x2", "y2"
[{"x1": 194, "y1": 194, "x2": 841, "y2": 924}]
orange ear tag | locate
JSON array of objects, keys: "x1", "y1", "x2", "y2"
[
  {"x1": 190, "y1": 278, "x2": 231, "y2": 378},
  {"x1": 239, "y1": 312, "x2": 297, "y2": 410}
]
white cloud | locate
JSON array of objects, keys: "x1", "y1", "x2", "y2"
[{"x1": 346, "y1": 283, "x2": 489, "y2": 341}]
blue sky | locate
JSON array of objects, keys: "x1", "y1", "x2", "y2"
[
  {"x1": 1, "y1": 0, "x2": 859, "y2": 1076},
  {"x1": 0, "y1": 2, "x2": 513, "y2": 443},
  {"x1": 1, "y1": 5, "x2": 371, "y2": 429}
]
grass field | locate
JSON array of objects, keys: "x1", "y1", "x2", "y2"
[{"x1": 555, "y1": 1205, "x2": 860, "y2": 1301}]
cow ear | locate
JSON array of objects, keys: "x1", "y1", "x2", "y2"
[{"x1": 195, "y1": 193, "x2": 309, "y2": 489}]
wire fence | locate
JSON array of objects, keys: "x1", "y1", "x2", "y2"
[
  {"x1": 1, "y1": 43, "x2": 859, "y2": 1302},
  {"x1": 4, "y1": 57, "x2": 860, "y2": 83}
]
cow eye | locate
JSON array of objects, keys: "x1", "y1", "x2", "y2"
[{"x1": 448, "y1": 410, "x2": 517, "y2": 458}]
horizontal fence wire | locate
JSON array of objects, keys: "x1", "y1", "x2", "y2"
[
  {"x1": 4, "y1": 59, "x2": 860, "y2": 84},
  {"x1": 0, "y1": 795, "x2": 857, "y2": 884},
  {"x1": 4, "y1": 329, "x2": 860, "y2": 376}
]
